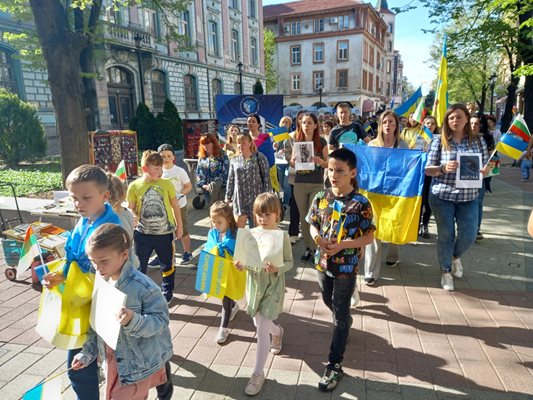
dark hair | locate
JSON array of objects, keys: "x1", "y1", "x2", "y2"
[
  {"x1": 295, "y1": 112, "x2": 323, "y2": 153},
  {"x1": 210, "y1": 201, "x2": 238, "y2": 237},
  {"x1": 337, "y1": 102, "x2": 351, "y2": 111},
  {"x1": 66, "y1": 164, "x2": 108, "y2": 190},
  {"x1": 472, "y1": 112, "x2": 489, "y2": 135},
  {"x1": 157, "y1": 143, "x2": 175, "y2": 153},
  {"x1": 323, "y1": 120, "x2": 335, "y2": 129},
  {"x1": 247, "y1": 114, "x2": 262, "y2": 128},
  {"x1": 328, "y1": 148, "x2": 358, "y2": 189},
  {"x1": 486, "y1": 114, "x2": 497, "y2": 123},
  {"x1": 86, "y1": 223, "x2": 131, "y2": 254}
]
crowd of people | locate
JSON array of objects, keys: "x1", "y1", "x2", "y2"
[{"x1": 39, "y1": 101, "x2": 506, "y2": 399}]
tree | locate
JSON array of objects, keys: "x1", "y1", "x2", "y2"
[
  {"x1": 130, "y1": 103, "x2": 157, "y2": 151},
  {"x1": 0, "y1": 0, "x2": 189, "y2": 182},
  {"x1": 0, "y1": 89, "x2": 47, "y2": 166},
  {"x1": 155, "y1": 99, "x2": 183, "y2": 150},
  {"x1": 253, "y1": 79, "x2": 264, "y2": 94},
  {"x1": 263, "y1": 28, "x2": 278, "y2": 93}
]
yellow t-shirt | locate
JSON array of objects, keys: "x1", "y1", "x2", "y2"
[{"x1": 127, "y1": 178, "x2": 176, "y2": 235}]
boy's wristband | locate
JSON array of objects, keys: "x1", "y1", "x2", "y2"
[{"x1": 313, "y1": 234, "x2": 320, "y2": 245}]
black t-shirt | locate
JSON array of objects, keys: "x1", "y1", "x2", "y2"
[{"x1": 328, "y1": 122, "x2": 367, "y2": 149}]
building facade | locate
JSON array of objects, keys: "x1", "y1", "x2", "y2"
[
  {"x1": 0, "y1": 1, "x2": 265, "y2": 156},
  {"x1": 263, "y1": 0, "x2": 403, "y2": 115}
]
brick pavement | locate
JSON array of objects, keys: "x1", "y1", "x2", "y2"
[{"x1": 0, "y1": 164, "x2": 532, "y2": 399}]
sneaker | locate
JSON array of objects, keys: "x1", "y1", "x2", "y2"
[
  {"x1": 163, "y1": 291, "x2": 173, "y2": 304},
  {"x1": 385, "y1": 260, "x2": 399, "y2": 268},
  {"x1": 229, "y1": 303, "x2": 239, "y2": 321},
  {"x1": 452, "y1": 258, "x2": 463, "y2": 279},
  {"x1": 441, "y1": 273, "x2": 454, "y2": 291},
  {"x1": 350, "y1": 290, "x2": 359, "y2": 308},
  {"x1": 290, "y1": 235, "x2": 299, "y2": 244},
  {"x1": 476, "y1": 232, "x2": 484, "y2": 240},
  {"x1": 270, "y1": 325, "x2": 284, "y2": 354},
  {"x1": 216, "y1": 328, "x2": 230, "y2": 345},
  {"x1": 318, "y1": 363, "x2": 344, "y2": 392},
  {"x1": 364, "y1": 277, "x2": 375, "y2": 286},
  {"x1": 422, "y1": 225, "x2": 430, "y2": 239},
  {"x1": 298, "y1": 233, "x2": 303, "y2": 239},
  {"x1": 181, "y1": 252, "x2": 193, "y2": 265},
  {"x1": 244, "y1": 372, "x2": 265, "y2": 396},
  {"x1": 301, "y1": 248, "x2": 313, "y2": 261},
  {"x1": 148, "y1": 257, "x2": 160, "y2": 269}
]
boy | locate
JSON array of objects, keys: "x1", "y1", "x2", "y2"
[
  {"x1": 158, "y1": 143, "x2": 194, "y2": 265},
  {"x1": 127, "y1": 151, "x2": 183, "y2": 304},
  {"x1": 43, "y1": 164, "x2": 122, "y2": 400},
  {"x1": 307, "y1": 148, "x2": 375, "y2": 392},
  {"x1": 328, "y1": 103, "x2": 370, "y2": 152}
]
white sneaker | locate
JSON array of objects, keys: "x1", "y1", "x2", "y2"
[
  {"x1": 298, "y1": 232, "x2": 303, "y2": 239},
  {"x1": 216, "y1": 328, "x2": 230, "y2": 345},
  {"x1": 229, "y1": 303, "x2": 239, "y2": 321},
  {"x1": 244, "y1": 372, "x2": 265, "y2": 396},
  {"x1": 351, "y1": 289, "x2": 359, "y2": 308},
  {"x1": 289, "y1": 235, "x2": 299, "y2": 244},
  {"x1": 270, "y1": 326, "x2": 284, "y2": 354},
  {"x1": 441, "y1": 273, "x2": 454, "y2": 291},
  {"x1": 452, "y1": 258, "x2": 463, "y2": 279}
]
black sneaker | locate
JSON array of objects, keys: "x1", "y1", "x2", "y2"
[
  {"x1": 422, "y1": 225, "x2": 430, "y2": 239},
  {"x1": 301, "y1": 248, "x2": 313, "y2": 262},
  {"x1": 163, "y1": 291, "x2": 173, "y2": 305},
  {"x1": 318, "y1": 363, "x2": 344, "y2": 392},
  {"x1": 364, "y1": 277, "x2": 375, "y2": 286}
]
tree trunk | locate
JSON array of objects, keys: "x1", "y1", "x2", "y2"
[
  {"x1": 524, "y1": 76, "x2": 533, "y2": 129},
  {"x1": 29, "y1": 0, "x2": 90, "y2": 183},
  {"x1": 518, "y1": 5, "x2": 533, "y2": 127},
  {"x1": 500, "y1": 77, "x2": 519, "y2": 132}
]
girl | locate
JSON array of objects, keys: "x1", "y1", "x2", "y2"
[
  {"x1": 401, "y1": 112, "x2": 427, "y2": 150},
  {"x1": 72, "y1": 223, "x2": 174, "y2": 400},
  {"x1": 235, "y1": 193, "x2": 293, "y2": 396},
  {"x1": 107, "y1": 173, "x2": 134, "y2": 237},
  {"x1": 204, "y1": 201, "x2": 240, "y2": 344},
  {"x1": 419, "y1": 115, "x2": 440, "y2": 239}
]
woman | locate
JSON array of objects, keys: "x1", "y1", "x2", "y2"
[
  {"x1": 425, "y1": 104, "x2": 489, "y2": 291},
  {"x1": 322, "y1": 120, "x2": 334, "y2": 142},
  {"x1": 196, "y1": 133, "x2": 229, "y2": 207},
  {"x1": 471, "y1": 113, "x2": 495, "y2": 240},
  {"x1": 486, "y1": 115, "x2": 501, "y2": 143},
  {"x1": 247, "y1": 114, "x2": 279, "y2": 192},
  {"x1": 285, "y1": 112, "x2": 328, "y2": 261},
  {"x1": 224, "y1": 124, "x2": 240, "y2": 158},
  {"x1": 419, "y1": 115, "x2": 440, "y2": 238},
  {"x1": 401, "y1": 112, "x2": 427, "y2": 150},
  {"x1": 225, "y1": 132, "x2": 271, "y2": 228},
  {"x1": 286, "y1": 110, "x2": 305, "y2": 244},
  {"x1": 364, "y1": 111, "x2": 408, "y2": 286}
]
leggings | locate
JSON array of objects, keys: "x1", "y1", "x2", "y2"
[
  {"x1": 252, "y1": 313, "x2": 281, "y2": 375},
  {"x1": 221, "y1": 296, "x2": 235, "y2": 328}
]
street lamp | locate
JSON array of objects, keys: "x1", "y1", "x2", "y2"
[
  {"x1": 318, "y1": 82, "x2": 323, "y2": 107},
  {"x1": 133, "y1": 33, "x2": 145, "y2": 104},
  {"x1": 489, "y1": 73, "x2": 497, "y2": 115},
  {"x1": 237, "y1": 61, "x2": 244, "y2": 94}
]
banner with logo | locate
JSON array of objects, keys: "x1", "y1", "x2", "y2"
[{"x1": 215, "y1": 95, "x2": 284, "y2": 135}]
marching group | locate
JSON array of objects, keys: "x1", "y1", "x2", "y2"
[{"x1": 40, "y1": 101, "x2": 500, "y2": 399}]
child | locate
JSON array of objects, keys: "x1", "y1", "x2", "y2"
[
  {"x1": 204, "y1": 201, "x2": 240, "y2": 344},
  {"x1": 307, "y1": 148, "x2": 375, "y2": 392},
  {"x1": 108, "y1": 173, "x2": 134, "y2": 237},
  {"x1": 43, "y1": 165, "x2": 122, "y2": 400},
  {"x1": 127, "y1": 150, "x2": 183, "y2": 304},
  {"x1": 520, "y1": 150, "x2": 532, "y2": 182},
  {"x1": 158, "y1": 144, "x2": 194, "y2": 265},
  {"x1": 72, "y1": 223, "x2": 174, "y2": 400},
  {"x1": 234, "y1": 193, "x2": 293, "y2": 396}
]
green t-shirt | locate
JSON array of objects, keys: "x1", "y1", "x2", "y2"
[{"x1": 127, "y1": 178, "x2": 176, "y2": 235}]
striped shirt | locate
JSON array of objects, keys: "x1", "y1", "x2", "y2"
[{"x1": 427, "y1": 135, "x2": 489, "y2": 202}]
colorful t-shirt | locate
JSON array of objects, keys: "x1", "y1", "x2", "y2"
[
  {"x1": 306, "y1": 188, "x2": 375, "y2": 278},
  {"x1": 162, "y1": 165, "x2": 190, "y2": 208},
  {"x1": 328, "y1": 122, "x2": 367, "y2": 149},
  {"x1": 127, "y1": 178, "x2": 176, "y2": 235}
]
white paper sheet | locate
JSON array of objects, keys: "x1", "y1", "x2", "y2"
[
  {"x1": 90, "y1": 273, "x2": 127, "y2": 350},
  {"x1": 455, "y1": 153, "x2": 482, "y2": 189},
  {"x1": 234, "y1": 227, "x2": 285, "y2": 270},
  {"x1": 293, "y1": 141, "x2": 315, "y2": 171}
]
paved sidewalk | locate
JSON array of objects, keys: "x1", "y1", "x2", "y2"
[{"x1": 0, "y1": 164, "x2": 532, "y2": 399}]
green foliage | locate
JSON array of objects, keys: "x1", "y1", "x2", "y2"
[
  {"x1": 0, "y1": 89, "x2": 47, "y2": 166},
  {"x1": 155, "y1": 99, "x2": 183, "y2": 150},
  {"x1": 0, "y1": 162, "x2": 62, "y2": 197},
  {"x1": 263, "y1": 29, "x2": 278, "y2": 93},
  {"x1": 129, "y1": 102, "x2": 157, "y2": 150},
  {"x1": 253, "y1": 79, "x2": 264, "y2": 94}
]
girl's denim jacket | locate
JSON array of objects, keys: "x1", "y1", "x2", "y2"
[{"x1": 79, "y1": 260, "x2": 173, "y2": 386}]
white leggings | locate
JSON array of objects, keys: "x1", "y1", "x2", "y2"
[{"x1": 252, "y1": 313, "x2": 281, "y2": 375}]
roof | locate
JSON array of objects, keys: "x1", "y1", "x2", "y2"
[
  {"x1": 376, "y1": 0, "x2": 395, "y2": 14},
  {"x1": 263, "y1": 0, "x2": 362, "y2": 20}
]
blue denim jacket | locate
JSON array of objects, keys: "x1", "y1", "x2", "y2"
[{"x1": 79, "y1": 260, "x2": 173, "y2": 385}]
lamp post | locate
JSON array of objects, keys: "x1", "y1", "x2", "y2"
[
  {"x1": 318, "y1": 82, "x2": 323, "y2": 107},
  {"x1": 237, "y1": 61, "x2": 244, "y2": 94},
  {"x1": 489, "y1": 73, "x2": 497, "y2": 115},
  {"x1": 133, "y1": 33, "x2": 145, "y2": 104}
]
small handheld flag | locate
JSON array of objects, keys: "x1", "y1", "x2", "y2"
[
  {"x1": 421, "y1": 126, "x2": 434, "y2": 143},
  {"x1": 268, "y1": 127, "x2": 290, "y2": 143},
  {"x1": 495, "y1": 133, "x2": 528, "y2": 160},
  {"x1": 22, "y1": 368, "x2": 65, "y2": 400},
  {"x1": 115, "y1": 160, "x2": 127, "y2": 182},
  {"x1": 508, "y1": 114, "x2": 531, "y2": 142},
  {"x1": 16, "y1": 226, "x2": 43, "y2": 280}
]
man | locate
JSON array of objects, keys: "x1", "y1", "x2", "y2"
[{"x1": 328, "y1": 103, "x2": 370, "y2": 153}]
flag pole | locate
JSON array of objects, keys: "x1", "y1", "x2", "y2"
[
  {"x1": 482, "y1": 148, "x2": 498, "y2": 170},
  {"x1": 20, "y1": 367, "x2": 73, "y2": 399}
]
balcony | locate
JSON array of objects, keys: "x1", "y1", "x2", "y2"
[{"x1": 103, "y1": 22, "x2": 155, "y2": 49}]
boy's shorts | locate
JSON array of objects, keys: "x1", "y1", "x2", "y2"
[{"x1": 180, "y1": 206, "x2": 189, "y2": 236}]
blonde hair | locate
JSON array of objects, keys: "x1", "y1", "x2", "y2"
[
  {"x1": 107, "y1": 173, "x2": 127, "y2": 211},
  {"x1": 210, "y1": 201, "x2": 238, "y2": 236},
  {"x1": 253, "y1": 193, "x2": 282, "y2": 224},
  {"x1": 376, "y1": 111, "x2": 401, "y2": 147},
  {"x1": 236, "y1": 132, "x2": 257, "y2": 154},
  {"x1": 141, "y1": 150, "x2": 163, "y2": 167},
  {"x1": 279, "y1": 116, "x2": 292, "y2": 128}
]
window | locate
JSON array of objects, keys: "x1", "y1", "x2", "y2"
[
  {"x1": 212, "y1": 78, "x2": 222, "y2": 109},
  {"x1": 141, "y1": 8, "x2": 156, "y2": 35},
  {"x1": 338, "y1": 15, "x2": 349, "y2": 30},
  {"x1": 250, "y1": 36, "x2": 259, "y2": 66},
  {"x1": 314, "y1": 18, "x2": 324, "y2": 32},
  {"x1": 179, "y1": 11, "x2": 191, "y2": 47},
  {"x1": 231, "y1": 29, "x2": 240, "y2": 61},
  {"x1": 184, "y1": 74, "x2": 198, "y2": 111},
  {"x1": 229, "y1": 0, "x2": 239, "y2": 10},
  {"x1": 313, "y1": 71, "x2": 324, "y2": 90},
  {"x1": 386, "y1": 82, "x2": 391, "y2": 96},
  {"x1": 291, "y1": 45, "x2": 301, "y2": 65},
  {"x1": 387, "y1": 60, "x2": 392, "y2": 73},
  {"x1": 234, "y1": 81, "x2": 242, "y2": 94},
  {"x1": 362, "y1": 70, "x2": 368, "y2": 90},
  {"x1": 248, "y1": 0, "x2": 257, "y2": 18},
  {"x1": 208, "y1": 21, "x2": 219, "y2": 56},
  {"x1": 388, "y1": 40, "x2": 393, "y2": 51},
  {"x1": 337, "y1": 70, "x2": 348, "y2": 89},
  {"x1": 369, "y1": 46, "x2": 374, "y2": 66},
  {"x1": 363, "y1": 41, "x2": 368, "y2": 62},
  {"x1": 369, "y1": 72, "x2": 374, "y2": 92},
  {"x1": 290, "y1": 21, "x2": 301, "y2": 35},
  {"x1": 151, "y1": 70, "x2": 167, "y2": 112},
  {"x1": 0, "y1": 49, "x2": 17, "y2": 94},
  {"x1": 313, "y1": 43, "x2": 324, "y2": 63},
  {"x1": 291, "y1": 74, "x2": 301, "y2": 91},
  {"x1": 377, "y1": 52, "x2": 381, "y2": 69},
  {"x1": 388, "y1": 23, "x2": 394, "y2": 34},
  {"x1": 337, "y1": 41, "x2": 349, "y2": 61}
]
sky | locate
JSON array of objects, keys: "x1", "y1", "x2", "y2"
[{"x1": 262, "y1": 0, "x2": 438, "y2": 95}]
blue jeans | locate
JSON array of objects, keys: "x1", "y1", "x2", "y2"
[
  {"x1": 317, "y1": 271, "x2": 355, "y2": 366},
  {"x1": 477, "y1": 180, "x2": 486, "y2": 231},
  {"x1": 522, "y1": 159, "x2": 531, "y2": 180},
  {"x1": 67, "y1": 348, "x2": 99, "y2": 400},
  {"x1": 429, "y1": 193, "x2": 478, "y2": 273},
  {"x1": 276, "y1": 163, "x2": 290, "y2": 204}
]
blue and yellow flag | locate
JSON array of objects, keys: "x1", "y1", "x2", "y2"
[
  {"x1": 344, "y1": 144, "x2": 427, "y2": 244},
  {"x1": 268, "y1": 127, "x2": 290, "y2": 143},
  {"x1": 496, "y1": 134, "x2": 528, "y2": 160},
  {"x1": 23, "y1": 370, "x2": 62, "y2": 399},
  {"x1": 421, "y1": 126, "x2": 434, "y2": 142},
  {"x1": 432, "y1": 35, "x2": 448, "y2": 127},
  {"x1": 394, "y1": 86, "x2": 422, "y2": 118}
]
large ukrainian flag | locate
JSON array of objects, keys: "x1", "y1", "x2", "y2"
[{"x1": 344, "y1": 145, "x2": 427, "y2": 244}]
